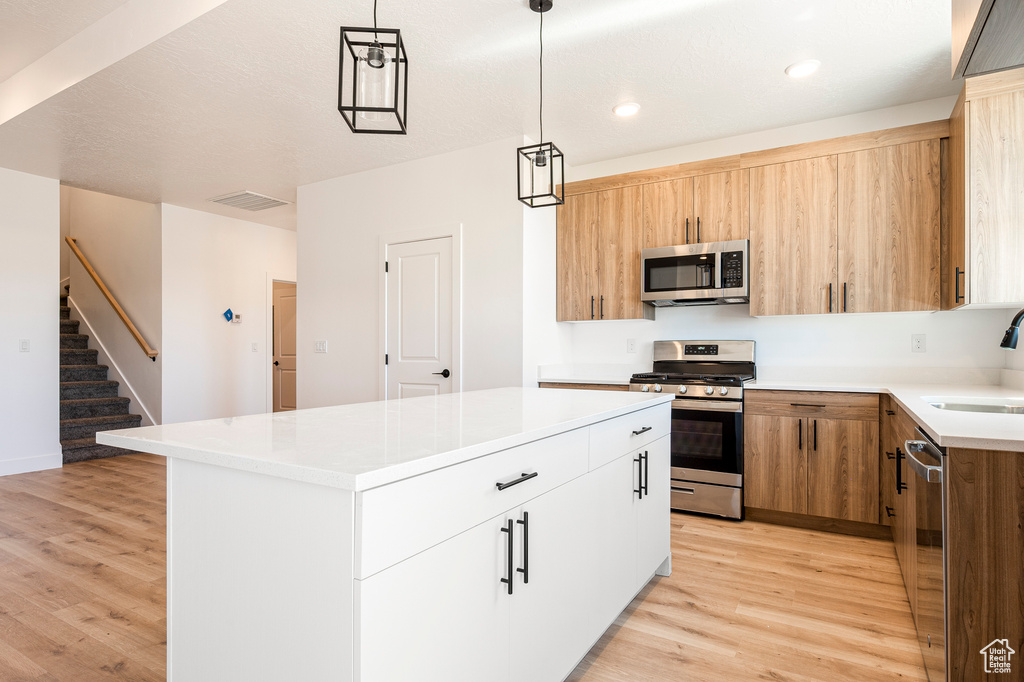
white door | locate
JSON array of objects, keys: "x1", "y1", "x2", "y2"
[
  {"x1": 385, "y1": 237, "x2": 454, "y2": 399},
  {"x1": 636, "y1": 435, "x2": 671, "y2": 581},
  {"x1": 272, "y1": 281, "x2": 297, "y2": 411}
]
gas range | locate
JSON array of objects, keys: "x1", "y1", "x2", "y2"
[{"x1": 628, "y1": 341, "x2": 755, "y2": 401}]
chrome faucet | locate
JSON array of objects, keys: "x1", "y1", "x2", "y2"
[{"x1": 1001, "y1": 308, "x2": 1024, "y2": 349}]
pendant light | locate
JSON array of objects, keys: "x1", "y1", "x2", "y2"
[
  {"x1": 517, "y1": 0, "x2": 565, "y2": 207},
  {"x1": 338, "y1": 0, "x2": 409, "y2": 134}
]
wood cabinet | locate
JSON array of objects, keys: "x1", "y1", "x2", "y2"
[
  {"x1": 642, "y1": 178, "x2": 693, "y2": 248},
  {"x1": 744, "y1": 391, "x2": 879, "y2": 523},
  {"x1": 878, "y1": 396, "x2": 898, "y2": 526},
  {"x1": 946, "y1": 69, "x2": 1024, "y2": 309},
  {"x1": 641, "y1": 171, "x2": 749, "y2": 249},
  {"x1": 952, "y1": 0, "x2": 1024, "y2": 78},
  {"x1": 556, "y1": 187, "x2": 652, "y2": 321}
]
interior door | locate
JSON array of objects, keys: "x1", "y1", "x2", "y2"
[
  {"x1": 272, "y1": 281, "x2": 297, "y2": 412},
  {"x1": 385, "y1": 237, "x2": 453, "y2": 399}
]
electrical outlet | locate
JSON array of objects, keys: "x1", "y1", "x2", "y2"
[
  {"x1": 19, "y1": 339, "x2": 29, "y2": 353},
  {"x1": 626, "y1": 338, "x2": 637, "y2": 354},
  {"x1": 251, "y1": 342, "x2": 259, "y2": 352},
  {"x1": 314, "y1": 340, "x2": 328, "y2": 353},
  {"x1": 911, "y1": 334, "x2": 926, "y2": 353}
]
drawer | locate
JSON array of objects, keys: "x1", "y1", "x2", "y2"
[
  {"x1": 745, "y1": 390, "x2": 879, "y2": 421},
  {"x1": 589, "y1": 403, "x2": 671, "y2": 470},
  {"x1": 355, "y1": 427, "x2": 588, "y2": 579}
]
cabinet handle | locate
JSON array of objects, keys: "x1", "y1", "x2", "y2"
[
  {"x1": 886, "y1": 451, "x2": 895, "y2": 460},
  {"x1": 496, "y1": 471, "x2": 539, "y2": 491},
  {"x1": 500, "y1": 520, "x2": 514, "y2": 595},
  {"x1": 696, "y1": 217, "x2": 701, "y2": 243},
  {"x1": 798, "y1": 420, "x2": 803, "y2": 450},
  {"x1": 885, "y1": 506, "x2": 895, "y2": 518},
  {"x1": 632, "y1": 426, "x2": 652, "y2": 436},
  {"x1": 675, "y1": 487, "x2": 696, "y2": 495},
  {"x1": 885, "y1": 410, "x2": 896, "y2": 416},
  {"x1": 642, "y1": 451, "x2": 649, "y2": 497},
  {"x1": 843, "y1": 282, "x2": 848, "y2": 313},
  {"x1": 590, "y1": 296, "x2": 594, "y2": 320},
  {"x1": 896, "y1": 448, "x2": 907, "y2": 495},
  {"x1": 634, "y1": 455, "x2": 644, "y2": 499},
  {"x1": 685, "y1": 218, "x2": 690, "y2": 244},
  {"x1": 600, "y1": 295, "x2": 604, "y2": 319},
  {"x1": 790, "y1": 403, "x2": 825, "y2": 408},
  {"x1": 516, "y1": 511, "x2": 529, "y2": 585},
  {"x1": 955, "y1": 267, "x2": 964, "y2": 303},
  {"x1": 813, "y1": 419, "x2": 817, "y2": 451}
]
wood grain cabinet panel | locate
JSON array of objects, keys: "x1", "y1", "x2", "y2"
[
  {"x1": 878, "y1": 397, "x2": 898, "y2": 527},
  {"x1": 556, "y1": 193, "x2": 599, "y2": 321},
  {"x1": 749, "y1": 156, "x2": 839, "y2": 316},
  {"x1": 693, "y1": 169, "x2": 749, "y2": 243},
  {"x1": 805, "y1": 417, "x2": 880, "y2": 523},
  {"x1": 743, "y1": 414, "x2": 807, "y2": 514},
  {"x1": 838, "y1": 141, "x2": 941, "y2": 313},
  {"x1": 597, "y1": 186, "x2": 647, "y2": 320},
  {"x1": 642, "y1": 179, "x2": 693, "y2": 248}
]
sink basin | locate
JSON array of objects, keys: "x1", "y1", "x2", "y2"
[{"x1": 924, "y1": 396, "x2": 1024, "y2": 415}]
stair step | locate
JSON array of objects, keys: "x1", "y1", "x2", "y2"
[
  {"x1": 60, "y1": 397, "x2": 131, "y2": 420},
  {"x1": 60, "y1": 334, "x2": 90, "y2": 349},
  {"x1": 60, "y1": 295, "x2": 68, "y2": 306},
  {"x1": 60, "y1": 364, "x2": 109, "y2": 382},
  {"x1": 60, "y1": 437, "x2": 135, "y2": 464},
  {"x1": 60, "y1": 305, "x2": 70, "y2": 320},
  {"x1": 60, "y1": 414, "x2": 142, "y2": 442},
  {"x1": 60, "y1": 348, "x2": 98, "y2": 366},
  {"x1": 60, "y1": 381, "x2": 120, "y2": 400},
  {"x1": 60, "y1": 319, "x2": 81, "y2": 334}
]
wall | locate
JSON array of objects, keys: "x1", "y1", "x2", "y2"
[
  {"x1": 297, "y1": 137, "x2": 525, "y2": 408},
  {"x1": 59, "y1": 186, "x2": 70, "y2": 282},
  {"x1": 161, "y1": 204, "x2": 296, "y2": 424},
  {"x1": 522, "y1": 202, "x2": 571, "y2": 386},
  {"x1": 66, "y1": 187, "x2": 163, "y2": 424},
  {"x1": 0, "y1": 167, "x2": 60, "y2": 475}
]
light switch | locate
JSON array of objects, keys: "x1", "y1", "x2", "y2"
[
  {"x1": 251, "y1": 342, "x2": 259, "y2": 352},
  {"x1": 314, "y1": 341, "x2": 328, "y2": 353},
  {"x1": 19, "y1": 339, "x2": 29, "y2": 352}
]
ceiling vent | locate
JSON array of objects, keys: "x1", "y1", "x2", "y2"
[{"x1": 208, "y1": 190, "x2": 290, "y2": 211}]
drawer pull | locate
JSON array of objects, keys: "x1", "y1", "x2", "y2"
[
  {"x1": 496, "y1": 471, "x2": 539, "y2": 491},
  {"x1": 790, "y1": 403, "x2": 825, "y2": 408},
  {"x1": 632, "y1": 426, "x2": 653, "y2": 436},
  {"x1": 885, "y1": 506, "x2": 895, "y2": 518},
  {"x1": 885, "y1": 410, "x2": 896, "y2": 416},
  {"x1": 674, "y1": 487, "x2": 696, "y2": 495}
]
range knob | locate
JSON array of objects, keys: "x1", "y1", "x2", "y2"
[
  {"x1": 640, "y1": 384, "x2": 650, "y2": 393},
  {"x1": 653, "y1": 384, "x2": 662, "y2": 393},
  {"x1": 678, "y1": 385, "x2": 687, "y2": 394},
  {"x1": 720, "y1": 387, "x2": 729, "y2": 396},
  {"x1": 704, "y1": 386, "x2": 714, "y2": 396}
]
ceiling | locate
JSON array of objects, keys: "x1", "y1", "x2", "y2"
[{"x1": 0, "y1": 0, "x2": 958, "y2": 230}]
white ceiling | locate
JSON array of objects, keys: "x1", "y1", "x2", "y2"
[{"x1": 0, "y1": 0, "x2": 958, "y2": 230}]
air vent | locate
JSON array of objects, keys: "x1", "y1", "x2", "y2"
[{"x1": 208, "y1": 191, "x2": 290, "y2": 211}]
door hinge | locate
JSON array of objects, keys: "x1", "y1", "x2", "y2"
[
  {"x1": 384, "y1": 261, "x2": 389, "y2": 272},
  {"x1": 385, "y1": 354, "x2": 388, "y2": 365}
]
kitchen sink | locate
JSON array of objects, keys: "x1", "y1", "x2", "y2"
[{"x1": 924, "y1": 396, "x2": 1024, "y2": 415}]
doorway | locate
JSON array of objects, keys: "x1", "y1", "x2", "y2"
[{"x1": 272, "y1": 280, "x2": 297, "y2": 412}]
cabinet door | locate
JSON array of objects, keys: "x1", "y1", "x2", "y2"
[
  {"x1": 636, "y1": 436, "x2": 671, "y2": 582},
  {"x1": 586, "y1": 452, "x2": 638, "y2": 624},
  {"x1": 642, "y1": 179, "x2": 693, "y2": 247},
  {"x1": 357, "y1": 515, "x2": 511, "y2": 682},
  {"x1": 838, "y1": 141, "x2": 941, "y2": 313},
  {"x1": 946, "y1": 95, "x2": 968, "y2": 309},
  {"x1": 805, "y1": 417, "x2": 880, "y2": 523},
  {"x1": 693, "y1": 169, "x2": 749, "y2": 243},
  {"x1": 556, "y1": 192, "x2": 600, "y2": 321},
  {"x1": 596, "y1": 186, "x2": 645, "y2": 320},
  {"x1": 510, "y1": 474, "x2": 603, "y2": 682},
  {"x1": 743, "y1": 414, "x2": 806, "y2": 513},
  {"x1": 879, "y1": 399, "x2": 898, "y2": 526},
  {"x1": 749, "y1": 156, "x2": 838, "y2": 316},
  {"x1": 892, "y1": 412, "x2": 918, "y2": 617}
]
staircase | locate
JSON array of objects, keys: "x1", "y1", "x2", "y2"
[{"x1": 60, "y1": 289, "x2": 141, "y2": 463}]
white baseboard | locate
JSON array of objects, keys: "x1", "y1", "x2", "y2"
[
  {"x1": 0, "y1": 452, "x2": 62, "y2": 477},
  {"x1": 68, "y1": 297, "x2": 159, "y2": 427}
]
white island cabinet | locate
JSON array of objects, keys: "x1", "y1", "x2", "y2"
[{"x1": 98, "y1": 387, "x2": 673, "y2": 682}]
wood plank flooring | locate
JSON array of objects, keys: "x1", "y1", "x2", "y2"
[{"x1": 0, "y1": 455, "x2": 926, "y2": 681}]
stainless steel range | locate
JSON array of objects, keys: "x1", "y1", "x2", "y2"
[{"x1": 628, "y1": 340, "x2": 755, "y2": 519}]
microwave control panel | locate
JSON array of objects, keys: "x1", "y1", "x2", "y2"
[{"x1": 722, "y1": 251, "x2": 744, "y2": 289}]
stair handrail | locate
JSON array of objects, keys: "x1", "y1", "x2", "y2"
[{"x1": 65, "y1": 237, "x2": 158, "y2": 361}]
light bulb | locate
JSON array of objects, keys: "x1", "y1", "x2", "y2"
[{"x1": 357, "y1": 42, "x2": 394, "y2": 122}]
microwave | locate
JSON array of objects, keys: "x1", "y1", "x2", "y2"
[{"x1": 641, "y1": 239, "x2": 749, "y2": 307}]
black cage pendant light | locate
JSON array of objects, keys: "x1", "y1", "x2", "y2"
[
  {"x1": 517, "y1": 0, "x2": 564, "y2": 207},
  {"x1": 338, "y1": 0, "x2": 409, "y2": 134}
]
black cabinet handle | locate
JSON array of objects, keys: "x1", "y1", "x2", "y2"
[
  {"x1": 896, "y1": 448, "x2": 907, "y2": 495},
  {"x1": 632, "y1": 426, "x2": 652, "y2": 436},
  {"x1": 696, "y1": 217, "x2": 701, "y2": 243},
  {"x1": 790, "y1": 403, "x2": 825, "y2": 408},
  {"x1": 843, "y1": 282, "x2": 848, "y2": 312},
  {"x1": 955, "y1": 266, "x2": 964, "y2": 303},
  {"x1": 642, "y1": 451, "x2": 649, "y2": 496},
  {"x1": 432, "y1": 369, "x2": 451, "y2": 378},
  {"x1": 798, "y1": 420, "x2": 803, "y2": 450},
  {"x1": 500, "y1": 520, "x2": 514, "y2": 595},
  {"x1": 886, "y1": 451, "x2": 895, "y2": 460},
  {"x1": 634, "y1": 455, "x2": 643, "y2": 499},
  {"x1": 516, "y1": 512, "x2": 529, "y2": 584},
  {"x1": 496, "y1": 471, "x2": 538, "y2": 491},
  {"x1": 885, "y1": 506, "x2": 895, "y2": 518},
  {"x1": 885, "y1": 410, "x2": 895, "y2": 416},
  {"x1": 813, "y1": 419, "x2": 818, "y2": 452},
  {"x1": 685, "y1": 218, "x2": 690, "y2": 244},
  {"x1": 590, "y1": 296, "x2": 594, "y2": 320},
  {"x1": 600, "y1": 295, "x2": 604, "y2": 319}
]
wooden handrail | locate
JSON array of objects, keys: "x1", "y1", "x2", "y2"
[{"x1": 65, "y1": 237, "x2": 158, "y2": 361}]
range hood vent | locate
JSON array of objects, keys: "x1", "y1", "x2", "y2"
[{"x1": 208, "y1": 191, "x2": 289, "y2": 211}]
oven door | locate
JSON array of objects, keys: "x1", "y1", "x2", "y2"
[{"x1": 670, "y1": 399, "x2": 742, "y2": 487}]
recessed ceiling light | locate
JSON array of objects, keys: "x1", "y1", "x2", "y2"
[
  {"x1": 613, "y1": 102, "x2": 641, "y2": 117},
  {"x1": 785, "y1": 59, "x2": 820, "y2": 78}
]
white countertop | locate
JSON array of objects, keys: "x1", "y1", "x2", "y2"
[
  {"x1": 97, "y1": 387, "x2": 673, "y2": 491},
  {"x1": 748, "y1": 379, "x2": 1024, "y2": 451}
]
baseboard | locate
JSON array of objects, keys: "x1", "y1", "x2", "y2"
[
  {"x1": 0, "y1": 452, "x2": 62, "y2": 477},
  {"x1": 744, "y1": 507, "x2": 893, "y2": 540},
  {"x1": 68, "y1": 297, "x2": 159, "y2": 427}
]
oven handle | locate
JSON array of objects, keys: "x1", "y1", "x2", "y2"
[{"x1": 671, "y1": 399, "x2": 743, "y2": 413}]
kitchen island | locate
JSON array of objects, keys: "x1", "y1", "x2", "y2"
[{"x1": 98, "y1": 387, "x2": 674, "y2": 682}]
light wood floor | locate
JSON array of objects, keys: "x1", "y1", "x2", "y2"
[{"x1": 0, "y1": 456, "x2": 926, "y2": 681}]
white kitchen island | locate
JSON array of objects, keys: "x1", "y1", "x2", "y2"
[{"x1": 98, "y1": 387, "x2": 674, "y2": 682}]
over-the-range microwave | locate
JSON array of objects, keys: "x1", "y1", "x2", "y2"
[{"x1": 641, "y1": 239, "x2": 749, "y2": 307}]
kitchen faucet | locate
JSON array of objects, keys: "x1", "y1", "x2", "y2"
[{"x1": 1001, "y1": 308, "x2": 1024, "y2": 349}]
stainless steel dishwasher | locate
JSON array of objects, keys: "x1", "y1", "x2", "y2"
[{"x1": 905, "y1": 427, "x2": 946, "y2": 682}]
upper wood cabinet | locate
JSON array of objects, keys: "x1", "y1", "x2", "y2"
[
  {"x1": 642, "y1": 178, "x2": 693, "y2": 248},
  {"x1": 946, "y1": 69, "x2": 1024, "y2": 308},
  {"x1": 749, "y1": 156, "x2": 838, "y2": 316},
  {"x1": 952, "y1": 0, "x2": 1024, "y2": 78},
  {"x1": 641, "y1": 171, "x2": 749, "y2": 249},
  {"x1": 556, "y1": 187, "x2": 652, "y2": 321}
]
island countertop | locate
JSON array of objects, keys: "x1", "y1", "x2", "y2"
[{"x1": 97, "y1": 387, "x2": 674, "y2": 491}]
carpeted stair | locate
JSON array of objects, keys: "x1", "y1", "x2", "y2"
[{"x1": 60, "y1": 289, "x2": 142, "y2": 463}]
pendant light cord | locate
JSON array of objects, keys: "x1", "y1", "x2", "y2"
[
  {"x1": 373, "y1": 0, "x2": 378, "y2": 40},
  {"x1": 539, "y1": 8, "x2": 544, "y2": 145}
]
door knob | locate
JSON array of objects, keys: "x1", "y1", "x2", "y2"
[
  {"x1": 433, "y1": 369, "x2": 451, "y2": 378},
  {"x1": 273, "y1": 361, "x2": 280, "y2": 366}
]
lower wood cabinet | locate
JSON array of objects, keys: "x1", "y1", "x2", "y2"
[{"x1": 744, "y1": 391, "x2": 879, "y2": 523}]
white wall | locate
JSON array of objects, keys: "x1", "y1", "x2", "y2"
[
  {"x1": 161, "y1": 204, "x2": 296, "y2": 424},
  {"x1": 66, "y1": 187, "x2": 163, "y2": 424},
  {"x1": 297, "y1": 137, "x2": 525, "y2": 408},
  {"x1": 0, "y1": 167, "x2": 60, "y2": 475},
  {"x1": 522, "y1": 202, "x2": 571, "y2": 386},
  {"x1": 59, "y1": 186, "x2": 70, "y2": 282}
]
